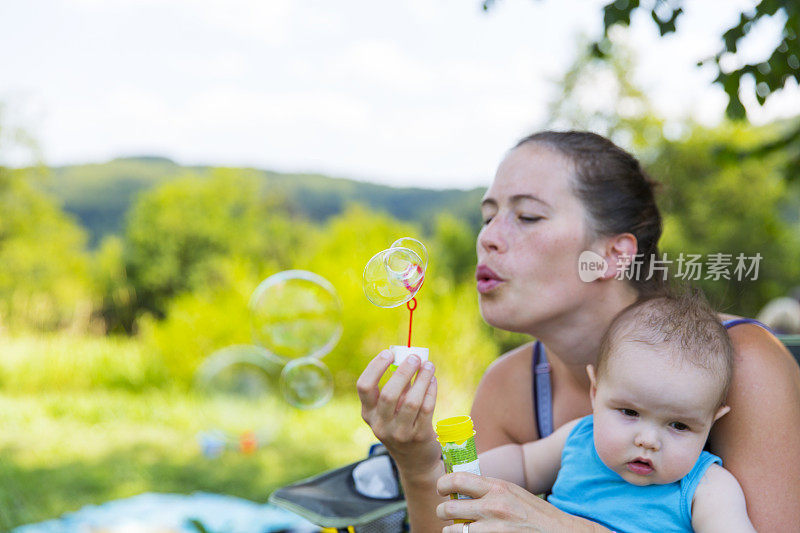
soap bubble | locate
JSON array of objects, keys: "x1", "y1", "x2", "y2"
[
  {"x1": 195, "y1": 344, "x2": 281, "y2": 399},
  {"x1": 363, "y1": 243, "x2": 426, "y2": 308},
  {"x1": 391, "y1": 237, "x2": 428, "y2": 272},
  {"x1": 250, "y1": 270, "x2": 343, "y2": 361},
  {"x1": 280, "y1": 357, "x2": 334, "y2": 409}
]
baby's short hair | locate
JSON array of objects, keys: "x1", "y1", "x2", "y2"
[{"x1": 596, "y1": 288, "x2": 734, "y2": 407}]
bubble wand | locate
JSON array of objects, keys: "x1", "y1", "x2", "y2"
[{"x1": 363, "y1": 238, "x2": 428, "y2": 367}]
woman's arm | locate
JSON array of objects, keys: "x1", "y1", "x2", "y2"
[
  {"x1": 711, "y1": 325, "x2": 800, "y2": 531},
  {"x1": 356, "y1": 350, "x2": 448, "y2": 532},
  {"x1": 691, "y1": 464, "x2": 756, "y2": 533},
  {"x1": 435, "y1": 473, "x2": 611, "y2": 533}
]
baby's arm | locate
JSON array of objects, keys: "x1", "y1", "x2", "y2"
[
  {"x1": 478, "y1": 418, "x2": 580, "y2": 495},
  {"x1": 691, "y1": 464, "x2": 756, "y2": 533}
]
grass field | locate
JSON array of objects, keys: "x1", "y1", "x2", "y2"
[{"x1": 0, "y1": 335, "x2": 387, "y2": 530}]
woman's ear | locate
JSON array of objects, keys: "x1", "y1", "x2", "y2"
[{"x1": 599, "y1": 233, "x2": 638, "y2": 281}]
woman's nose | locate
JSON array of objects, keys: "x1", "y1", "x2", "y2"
[
  {"x1": 633, "y1": 428, "x2": 660, "y2": 451},
  {"x1": 478, "y1": 216, "x2": 508, "y2": 254}
]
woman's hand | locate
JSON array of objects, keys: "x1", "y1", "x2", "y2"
[
  {"x1": 436, "y1": 473, "x2": 610, "y2": 532},
  {"x1": 356, "y1": 350, "x2": 441, "y2": 476}
]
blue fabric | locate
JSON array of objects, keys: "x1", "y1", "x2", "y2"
[
  {"x1": 13, "y1": 492, "x2": 318, "y2": 533},
  {"x1": 532, "y1": 341, "x2": 553, "y2": 438},
  {"x1": 721, "y1": 317, "x2": 773, "y2": 333},
  {"x1": 547, "y1": 416, "x2": 721, "y2": 533}
]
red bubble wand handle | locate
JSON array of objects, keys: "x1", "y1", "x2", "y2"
[{"x1": 406, "y1": 298, "x2": 417, "y2": 348}]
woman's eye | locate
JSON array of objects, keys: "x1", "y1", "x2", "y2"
[
  {"x1": 518, "y1": 215, "x2": 542, "y2": 223},
  {"x1": 620, "y1": 409, "x2": 638, "y2": 417},
  {"x1": 481, "y1": 216, "x2": 494, "y2": 226},
  {"x1": 670, "y1": 422, "x2": 690, "y2": 432}
]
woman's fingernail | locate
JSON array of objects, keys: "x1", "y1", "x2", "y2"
[
  {"x1": 423, "y1": 361, "x2": 434, "y2": 371},
  {"x1": 408, "y1": 355, "x2": 420, "y2": 366},
  {"x1": 381, "y1": 351, "x2": 393, "y2": 360}
]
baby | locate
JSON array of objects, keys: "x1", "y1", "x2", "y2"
[{"x1": 480, "y1": 291, "x2": 756, "y2": 532}]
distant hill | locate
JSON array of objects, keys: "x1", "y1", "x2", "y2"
[{"x1": 44, "y1": 156, "x2": 486, "y2": 247}]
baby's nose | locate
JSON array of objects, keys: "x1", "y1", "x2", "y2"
[{"x1": 634, "y1": 428, "x2": 660, "y2": 451}]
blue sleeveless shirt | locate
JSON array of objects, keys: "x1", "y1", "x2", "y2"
[{"x1": 547, "y1": 415, "x2": 721, "y2": 533}]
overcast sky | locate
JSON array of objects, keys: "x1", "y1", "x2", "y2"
[{"x1": 1, "y1": 0, "x2": 797, "y2": 188}]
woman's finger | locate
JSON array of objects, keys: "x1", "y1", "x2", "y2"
[
  {"x1": 437, "y1": 472, "x2": 492, "y2": 500},
  {"x1": 356, "y1": 350, "x2": 394, "y2": 410},
  {"x1": 394, "y1": 360, "x2": 436, "y2": 426},
  {"x1": 441, "y1": 522, "x2": 482, "y2": 533},
  {"x1": 436, "y1": 496, "x2": 482, "y2": 523},
  {"x1": 415, "y1": 374, "x2": 437, "y2": 428},
  {"x1": 375, "y1": 354, "x2": 421, "y2": 421}
]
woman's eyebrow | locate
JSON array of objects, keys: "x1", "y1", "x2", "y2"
[
  {"x1": 481, "y1": 194, "x2": 550, "y2": 208},
  {"x1": 511, "y1": 194, "x2": 550, "y2": 207}
]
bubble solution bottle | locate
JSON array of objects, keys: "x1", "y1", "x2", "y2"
[{"x1": 435, "y1": 415, "x2": 481, "y2": 524}]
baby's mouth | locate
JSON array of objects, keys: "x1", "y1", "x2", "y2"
[{"x1": 626, "y1": 458, "x2": 654, "y2": 475}]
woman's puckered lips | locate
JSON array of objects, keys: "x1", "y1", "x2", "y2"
[{"x1": 476, "y1": 265, "x2": 504, "y2": 293}]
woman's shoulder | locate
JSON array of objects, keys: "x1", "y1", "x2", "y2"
[
  {"x1": 471, "y1": 341, "x2": 538, "y2": 449},
  {"x1": 483, "y1": 341, "x2": 537, "y2": 378},
  {"x1": 718, "y1": 312, "x2": 795, "y2": 370}
]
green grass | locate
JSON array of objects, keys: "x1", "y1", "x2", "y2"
[
  {"x1": 0, "y1": 334, "x2": 380, "y2": 530},
  {"x1": 0, "y1": 333, "x2": 475, "y2": 530}
]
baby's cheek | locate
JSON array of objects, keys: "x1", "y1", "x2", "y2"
[
  {"x1": 594, "y1": 430, "x2": 627, "y2": 471},
  {"x1": 661, "y1": 445, "x2": 702, "y2": 483}
]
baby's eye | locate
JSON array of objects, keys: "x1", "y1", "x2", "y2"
[
  {"x1": 620, "y1": 408, "x2": 639, "y2": 417},
  {"x1": 670, "y1": 422, "x2": 690, "y2": 432}
]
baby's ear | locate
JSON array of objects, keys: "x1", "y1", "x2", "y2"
[
  {"x1": 713, "y1": 405, "x2": 731, "y2": 422},
  {"x1": 586, "y1": 365, "x2": 598, "y2": 406}
]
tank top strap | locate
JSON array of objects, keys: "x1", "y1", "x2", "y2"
[
  {"x1": 722, "y1": 318, "x2": 774, "y2": 333},
  {"x1": 531, "y1": 341, "x2": 554, "y2": 438}
]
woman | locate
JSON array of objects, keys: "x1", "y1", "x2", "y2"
[{"x1": 356, "y1": 131, "x2": 800, "y2": 532}]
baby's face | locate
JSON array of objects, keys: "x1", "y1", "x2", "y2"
[{"x1": 590, "y1": 343, "x2": 728, "y2": 486}]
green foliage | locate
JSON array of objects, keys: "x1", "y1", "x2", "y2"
[
  {"x1": 431, "y1": 212, "x2": 478, "y2": 284},
  {"x1": 46, "y1": 159, "x2": 485, "y2": 250},
  {"x1": 0, "y1": 334, "x2": 167, "y2": 393},
  {"x1": 0, "y1": 166, "x2": 94, "y2": 331},
  {"x1": 591, "y1": 0, "x2": 800, "y2": 169},
  {"x1": 135, "y1": 204, "x2": 501, "y2": 399},
  {"x1": 123, "y1": 169, "x2": 307, "y2": 324},
  {"x1": 47, "y1": 157, "x2": 184, "y2": 246},
  {"x1": 544, "y1": 35, "x2": 665, "y2": 157},
  {"x1": 138, "y1": 258, "x2": 262, "y2": 385},
  {"x1": 653, "y1": 122, "x2": 800, "y2": 315},
  {"x1": 593, "y1": 0, "x2": 799, "y2": 119}
]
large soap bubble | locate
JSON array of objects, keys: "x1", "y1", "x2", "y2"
[
  {"x1": 195, "y1": 344, "x2": 281, "y2": 399},
  {"x1": 391, "y1": 237, "x2": 428, "y2": 272},
  {"x1": 363, "y1": 238, "x2": 427, "y2": 308},
  {"x1": 250, "y1": 270, "x2": 343, "y2": 361},
  {"x1": 280, "y1": 357, "x2": 334, "y2": 409}
]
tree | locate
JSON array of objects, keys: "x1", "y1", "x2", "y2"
[
  {"x1": 0, "y1": 108, "x2": 93, "y2": 330},
  {"x1": 652, "y1": 122, "x2": 800, "y2": 316},
  {"x1": 484, "y1": 0, "x2": 800, "y2": 169},
  {"x1": 123, "y1": 169, "x2": 307, "y2": 323}
]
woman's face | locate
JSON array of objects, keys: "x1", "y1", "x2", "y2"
[{"x1": 476, "y1": 143, "x2": 595, "y2": 333}]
